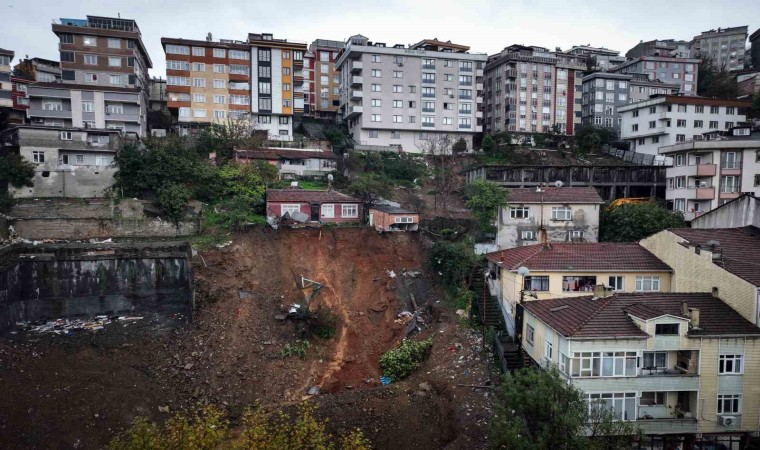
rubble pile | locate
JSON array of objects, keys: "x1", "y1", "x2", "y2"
[{"x1": 14, "y1": 316, "x2": 144, "y2": 335}]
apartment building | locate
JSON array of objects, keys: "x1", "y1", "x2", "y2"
[
  {"x1": 304, "y1": 39, "x2": 343, "y2": 119},
  {"x1": 336, "y1": 36, "x2": 486, "y2": 153},
  {"x1": 249, "y1": 33, "x2": 307, "y2": 141},
  {"x1": 750, "y1": 28, "x2": 760, "y2": 69},
  {"x1": 691, "y1": 26, "x2": 748, "y2": 71},
  {"x1": 567, "y1": 45, "x2": 626, "y2": 72},
  {"x1": 161, "y1": 36, "x2": 252, "y2": 132},
  {"x1": 24, "y1": 16, "x2": 152, "y2": 136},
  {"x1": 691, "y1": 194, "x2": 760, "y2": 229},
  {"x1": 626, "y1": 39, "x2": 691, "y2": 59},
  {"x1": 618, "y1": 96, "x2": 751, "y2": 156},
  {"x1": 0, "y1": 48, "x2": 13, "y2": 108},
  {"x1": 496, "y1": 186, "x2": 604, "y2": 249},
  {"x1": 610, "y1": 56, "x2": 700, "y2": 96},
  {"x1": 484, "y1": 45, "x2": 585, "y2": 136},
  {"x1": 13, "y1": 57, "x2": 61, "y2": 83},
  {"x1": 521, "y1": 292, "x2": 760, "y2": 447},
  {"x1": 9, "y1": 76, "x2": 31, "y2": 124},
  {"x1": 658, "y1": 126, "x2": 760, "y2": 220},
  {"x1": 581, "y1": 73, "x2": 679, "y2": 136}
]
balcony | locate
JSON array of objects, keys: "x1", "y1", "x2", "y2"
[
  {"x1": 459, "y1": 94, "x2": 472, "y2": 100},
  {"x1": 422, "y1": 64, "x2": 435, "y2": 70},
  {"x1": 344, "y1": 105, "x2": 362, "y2": 119},
  {"x1": 635, "y1": 418, "x2": 698, "y2": 435},
  {"x1": 696, "y1": 163, "x2": 716, "y2": 176},
  {"x1": 422, "y1": 92, "x2": 436, "y2": 98},
  {"x1": 506, "y1": 69, "x2": 517, "y2": 78},
  {"x1": 476, "y1": 96, "x2": 484, "y2": 103},
  {"x1": 476, "y1": 83, "x2": 484, "y2": 90},
  {"x1": 459, "y1": 123, "x2": 472, "y2": 129},
  {"x1": 695, "y1": 186, "x2": 715, "y2": 200},
  {"x1": 476, "y1": 111, "x2": 483, "y2": 118},
  {"x1": 422, "y1": 107, "x2": 435, "y2": 113},
  {"x1": 475, "y1": 125, "x2": 483, "y2": 132},
  {"x1": 350, "y1": 76, "x2": 363, "y2": 87},
  {"x1": 422, "y1": 78, "x2": 436, "y2": 84},
  {"x1": 421, "y1": 122, "x2": 434, "y2": 128},
  {"x1": 460, "y1": 66, "x2": 472, "y2": 72},
  {"x1": 476, "y1": 68, "x2": 484, "y2": 77},
  {"x1": 350, "y1": 90, "x2": 363, "y2": 101},
  {"x1": 350, "y1": 62, "x2": 363, "y2": 73}
]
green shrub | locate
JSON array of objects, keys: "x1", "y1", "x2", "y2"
[
  {"x1": 281, "y1": 340, "x2": 310, "y2": 359},
  {"x1": 379, "y1": 338, "x2": 433, "y2": 381}
]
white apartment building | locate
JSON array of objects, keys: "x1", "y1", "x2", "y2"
[
  {"x1": 619, "y1": 96, "x2": 751, "y2": 156},
  {"x1": 658, "y1": 125, "x2": 760, "y2": 221},
  {"x1": 335, "y1": 36, "x2": 486, "y2": 153}
]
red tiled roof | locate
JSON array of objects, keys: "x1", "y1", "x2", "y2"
[
  {"x1": 266, "y1": 189, "x2": 360, "y2": 204},
  {"x1": 509, "y1": 187, "x2": 604, "y2": 204},
  {"x1": 485, "y1": 243, "x2": 672, "y2": 272},
  {"x1": 523, "y1": 293, "x2": 760, "y2": 338},
  {"x1": 669, "y1": 227, "x2": 760, "y2": 286},
  {"x1": 237, "y1": 148, "x2": 337, "y2": 160}
]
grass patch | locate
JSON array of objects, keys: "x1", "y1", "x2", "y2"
[{"x1": 379, "y1": 338, "x2": 433, "y2": 381}]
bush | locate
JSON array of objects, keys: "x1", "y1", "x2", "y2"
[
  {"x1": 428, "y1": 240, "x2": 479, "y2": 291},
  {"x1": 281, "y1": 340, "x2": 310, "y2": 359},
  {"x1": 379, "y1": 338, "x2": 433, "y2": 381},
  {"x1": 452, "y1": 138, "x2": 467, "y2": 154}
]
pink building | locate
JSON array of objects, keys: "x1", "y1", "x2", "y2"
[
  {"x1": 266, "y1": 189, "x2": 363, "y2": 224},
  {"x1": 368, "y1": 205, "x2": 420, "y2": 231}
]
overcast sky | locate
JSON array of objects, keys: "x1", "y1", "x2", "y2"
[{"x1": 2, "y1": 0, "x2": 759, "y2": 76}]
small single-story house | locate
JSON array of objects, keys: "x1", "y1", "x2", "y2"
[
  {"x1": 369, "y1": 205, "x2": 420, "y2": 231},
  {"x1": 236, "y1": 148, "x2": 337, "y2": 179},
  {"x1": 266, "y1": 189, "x2": 363, "y2": 224}
]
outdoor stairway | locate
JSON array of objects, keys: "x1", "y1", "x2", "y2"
[{"x1": 470, "y1": 266, "x2": 506, "y2": 333}]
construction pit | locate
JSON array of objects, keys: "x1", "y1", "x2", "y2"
[{"x1": 0, "y1": 228, "x2": 495, "y2": 449}]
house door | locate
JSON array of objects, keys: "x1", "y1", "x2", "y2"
[
  {"x1": 369, "y1": 213, "x2": 374, "y2": 226},
  {"x1": 310, "y1": 203, "x2": 320, "y2": 221}
]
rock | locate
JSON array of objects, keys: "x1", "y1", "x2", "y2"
[
  {"x1": 184, "y1": 363, "x2": 194, "y2": 370},
  {"x1": 418, "y1": 382, "x2": 432, "y2": 392},
  {"x1": 307, "y1": 386, "x2": 320, "y2": 395},
  {"x1": 274, "y1": 315, "x2": 287, "y2": 321},
  {"x1": 158, "y1": 405, "x2": 170, "y2": 413}
]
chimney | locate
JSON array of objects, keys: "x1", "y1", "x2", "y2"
[
  {"x1": 593, "y1": 284, "x2": 611, "y2": 299},
  {"x1": 681, "y1": 301, "x2": 689, "y2": 317},
  {"x1": 689, "y1": 308, "x2": 701, "y2": 329},
  {"x1": 712, "y1": 287, "x2": 719, "y2": 298},
  {"x1": 539, "y1": 228, "x2": 548, "y2": 245}
]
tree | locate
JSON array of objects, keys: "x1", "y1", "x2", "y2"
[
  {"x1": 600, "y1": 202, "x2": 685, "y2": 242},
  {"x1": 574, "y1": 125, "x2": 611, "y2": 155},
  {"x1": 194, "y1": 115, "x2": 265, "y2": 166},
  {"x1": 428, "y1": 240, "x2": 479, "y2": 291},
  {"x1": 491, "y1": 367, "x2": 640, "y2": 450},
  {"x1": 417, "y1": 135, "x2": 457, "y2": 211},
  {"x1": 0, "y1": 150, "x2": 36, "y2": 213},
  {"x1": 465, "y1": 179, "x2": 508, "y2": 233},
  {"x1": 481, "y1": 135, "x2": 495, "y2": 154},
  {"x1": 452, "y1": 137, "x2": 468, "y2": 154},
  {"x1": 697, "y1": 55, "x2": 739, "y2": 99},
  {"x1": 347, "y1": 173, "x2": 392, "y2": 208},
  {"x1": 751, "y1": 90, "x2": 760, "y2": 119}
]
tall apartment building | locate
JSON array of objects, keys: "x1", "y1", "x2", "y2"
[
  {"x1": 161, "y1": 36, "x2": 252, "y2": 133},
  {"x1": 581, "y1": 73, "x2": 679, "y2": 137},
  {"x1": 9, "y1": 75, "x2": 31, "y2": 124},
  {"x1": 610, "y1": 56, "x2": 700, "y2": 96},
  {"x1": 658, "y1": 125, "x2": 760, "y2": 221},
  {"x1": 619, "y1": 96, "x2": 751, "y2": 155},
  {"x1": 13, "y1": 57, "x2": 61, "y2": 83},
  {"x1": 0, "y1": 48, "x2": 13, "y2": 108},
  {"x1": 691, "y1": 26, "x2": 748, "y2": 71},
  {"x1": 626, "y1": 39, "x2": 691, "y2": 59},
  {"x1": 567, "y1": 45, "x2": 626, "y2": 71},
  {"x1": 335, "y1": 36, "x2": 486, "y2": 153},
  {"x1": 25, "y1": 16, "x2": 152, "y2": 136},
  {"x1": 750, "y1": 28, "x2": 760, "y2": 68},
  {"x1": 484, "y1": 45, "x2": 585, "y2": 136},
  {"x1": 249, "y1": 33, "x2": 307, "y2": 141},
  {"x1": 304, "y1": 39, "x2": 344, "y2": 119}
]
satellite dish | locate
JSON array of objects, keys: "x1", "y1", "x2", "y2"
[
  {"x1": 327, "y1": 174, "x2": 334, "y2": 181},
  {"x1": 554, "y1": 180, "x2": 564, "y2": 188},
  {"x1": 706, "y1": 240, "x2": 720, "y2": 248},
  {"x1": 517, "y1": 266, "x2": 530, "y2": 277}
]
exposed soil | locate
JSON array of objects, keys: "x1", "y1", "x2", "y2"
[{"x1": 0, "y1": 227, "x2": 494, "y2": 449}]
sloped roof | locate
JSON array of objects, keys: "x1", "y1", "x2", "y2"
[
  {"x1": 509, "y1": 187, "x2": 604, "y2": 204},
  {"x1": 266, "y1": 189, "x2": 359, "y2": 204},
  {"x1": 237, "y1": 148, "x2": 337, "y2": 160},
  {"x1": 523, "y1": 293, "x2": 760, "y2": 338},
  {"x1": 669, "y1": 227, "x2": 760, "y2": 286},
  {"x1": 369, "y1": 205, "x2": 419, "y2": 214},
  {"x1": 485, "y1": 243, "x2": 672, "y2": 272}
]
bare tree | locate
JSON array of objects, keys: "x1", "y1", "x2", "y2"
[
  {"x1": 416, "y1": 135, "x2": 456, "y2": 211},
  {"x1": 196, "y1": 114, "x2": 266, "y2": 165}
]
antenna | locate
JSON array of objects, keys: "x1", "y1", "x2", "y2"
[{"x1": 554, "y1": 180, "x2": 563, "y2": 188}]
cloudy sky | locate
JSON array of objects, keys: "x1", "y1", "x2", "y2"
[{"x1": 2, "y1": 0, "x2": 759, "y2": 76}]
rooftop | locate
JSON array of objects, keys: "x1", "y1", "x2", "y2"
[
  {"x1": 668, "y1": 227, "x2": 760, "y2": 286},
  {"x1": 0, "y1": 48, "x2": 14, "y2": 58},
  {"x1": 485, "y1": 242, "x2": 672, "y2": 272},
  {"x1": 28, "y1": 82, "x2": 140, "y2": 94},
  {"x1": 236, "y1": 148, "x2": 337, "y2": 160},
  {"x1": 508, "y1": 186, "x2": 604, "y2": 204},
  {"x1": 369, "y1": 205, "x2": 419, "y2": 214},
  {"x1": 523, "y1": 292, "x2": 760, "y2": 338},
  {"x1": 618, "y1": 95, "x2": 752, "y2": 112},
  {"x1": 266, "y1": 189, "x2": 360, "y2": 204},
  {"x1": 161, "y1": 37, "x2": 249, "y2": 50}
]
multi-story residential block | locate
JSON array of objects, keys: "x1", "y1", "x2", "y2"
[
  {"x1": 658, "y1": 125, "x2": 760, "y2": 220},
  {"x1": 484, "y1": 45, "x2": 585, "y2": 135},
  {"x1": 521, "y1": 291, "x2": 760, "y2": 446},
  {"x1": 1, "y1": 125, "x2": 133, "y2": 198},
  {"x1": 691, "y1": 26, "x2": 748, "y2": 71},
  {"x1": 581, "y1": 73, "x2": 679, "y2": 136},
  {"x1": 484, "y1": 242, "x2": 672, "y2": 335},
  {"x1": 304, "y1": 39, "x2": 344, "y2": 119},
  {"x1": 24, "y1": 16, "x2": 152, "y2": 136},
  {"x1": 626, "y1": 39, "x2": 691, "y2": 59},
  {"x1": 9, "y1": 75, "x2": 31, "y2": 124},
  {"x1": 496, "y1": 186, "x2": 604, "y2": 249},
  {"x1": 619, "y1": 96, "x2": 751, "y2": 156},
  {"x1": 750, "y1": 28, "x2": 760, "y2": 68},
  {"x1": 567, "y1": 45, "x2": 626, "y2": 72},
  {"x1": 249, "y1": 33, "x2": 307, "y2": 141},
  {"x1": 611, "y1": 56, "x2": 700, "y2": 96},
  {"x1": 13, "y1": 57, "x2": 61, "y2": 83},
  {"x1": 336, "y1": 36, "x2": 486, "y2": 152},
  {"x1": 148, "y1": 77, "x2": 166, "y2": 112},
  {"x1": 0, "y1": 48, "x2": 13, "y2": 108},
  {"x1": 691, "y1": 194, "x2": 760, "y2": 229},
  {"x1": 161, "y1": 36, "x2": 252, "y2": 133}
]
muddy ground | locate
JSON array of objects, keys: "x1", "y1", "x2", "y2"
[{"x1": 0, "y1": 228, "x2": 495, "y2": 449}]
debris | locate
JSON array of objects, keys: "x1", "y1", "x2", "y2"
[
  {"x1": 380, "y1": 376, "x2": 392, "y2": 385},
  {"x1": 158, "y1": 405, "x2": 170, "y2": 413},
  {"x1": 307, "y1": 386, "x2": 320, "y2": 395},
  {"x1": 456, "y1": 384, "x2": 494, "y2": 390},
  {"x1": 14, "y1": 316, "x2": 143, "y2": 335},
  {"x1": 274, "y1": 314, "x2": 287, "y2": 321},
  {"x1": 402, "y1": 270, "x2": 422, "y2": 278},
  {"x1": 386, "y1": 270, "x2": 396, "y2": 278},
  {"x1": 215, "y1": 240, "x2": 232, "y2": 249},
  {"x1": 239, "y1": 290, "x2": 253, "y2": 299},
  {"x1": 184, "y1": 363, "x2": 194, "y2": 370},
  {"x1": 455, "y1": 309, "x2": 467, "y2": 318}
]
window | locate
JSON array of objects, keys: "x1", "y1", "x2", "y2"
[
  {"x1": 368, "y1": 130, "x2": 378, "y2": 138},
  {"x1": 179, "y1": 107, "x2": 191, "y2": 117},
  {"x1": 80, "y1": 101, "x2": 94, "y2": 113},
  {"x1": 341, "y1": 204, "x2": 358, "y2": 218},
  {"x1": 694, "y1": 120, "x2": 703, "y2": 128},
  {"x1": 640, "y1": 392, "x2": 666, "y2": 406},
  {"x1": 726, "y1": 107, "x2": 735, "y2": 115},
  {"x1": 212, "y1": 64, "x2": 225, "y2": 73},
  {"x1": 392, "y1": 100, "x2": 403, "y2": 108},
  {"x1": 526, "y1": 325, "x2": 535, "y2": 345},
  {"x1": 166, "y1": 44, "x2": 189, "y2": 55},
  {"x1": 259, "y1": 82, "x2": 271, "y2": 94},
  {"x1": 371, "y1": 54, "x2": 381, "y2": 63},
  {"x1": 551, "y1": 206, "x2": 572, "y2": 221},
  {"x1": 725, "y1": 122, "x2": 734, "y2": 130},
  {"x1": 283, "y1": 67, "x2": 291, "y2": 75},
  {"x1": 106, "y1": 104, "x2": 123, "y2": 115},
  {"x1": 213, "y1": 79, "x2": 225, "y2": 89},
  {"x1": 562, "y1": 276, "x2": 597, "y2": 292},
  {"x1": 633, "y1": 110, "x2": 639, "y2": 117},
  {"x1": 60, "y1": 33, "x2": 73, "y2": 44},
  {"x1": 191, "y1": 78, "x2": 205, "y2": 88},
  {"x1": 371, "y1": 114, "x2": 382, "y2": 122},
  {"x1": 167, "y1": 60, "x2": 190, "y2": 71},
  {"x1": 676, "y1": 134, "x2": 686, "y2": 142},
  {"x1": 321, "y1": 204, "x2": 334, "y2": 219},
  {"x1": 106, "y1": 56, "x2": 122, "y2": 67},
  {"x1": 84, "y1": 54, "x2": 98, "y2": 65},
  {"x1": 521, "y1": 230, "x2": 537, "y2": 241},
  {"x1": 213, "y1": 95, "x2": 225, "y2": 104},
  {"x1": 458, "y1": 117, "x2": 471, "y2": 128},
  {"x1": 60, "y1": 131, "x2": 72, "y2": 141},
  {"x1": 652, "y1": 136, "x2": 659, "y2": 144},
  {"x1": 649, "y1": 121, "x2": 656, "y2": 129},
  {"x1": 524, "y1": 276, "x2": 549, "y2": 291},
  {"x1": 257, "y1": 115, "x2": 271, "y2": 124},
  {"x1": 709, "y1": 120, "x2": 719, "y2": 129},
  {"x1": 371, "y1": 99, "x2": 381, "y2": 107},
  {"x1": 631, "y1": 124, "x2": 638, "y2": 132},
  {"x1": 459, "y1": 61, "x2": 472, "y2": 71},
  {"x1": 459, "y1": 103, "x2": 472, "y2": 114},
  {"x1": 193, "y1": 93, "x2": 206, "y2": 103},
  {"x1": 608, "y1": 276, "x2": 624, "y2": 291},
  {"x1": 544, "y1": 340, "x2": 553, "y2": 360},
  {"x1": 654, "y1": 323, "x2": 678, "y2": 335},
  {"x1": 677, "y1": 119, "x2": 686, "y2": 127},
  {"x1": 32, "y1": 151, "x2": 45, "y2": 163},
  {"x1": 229, "y1": 95, "x2": 249, "y2": 105},
  {"x1": 213, "y1": 48, "x2": 225, "y2": 58},
  {"x1": 371, "y1": 84, "x2": 381, "y2": 92},
  {"x1": 719, "y1": 355, "x2": 743, "y2": 374},
  {"x1": 193, "y1": 109, "x2": 206, "y2": 118},
  {"x1": 229, "y1": 64, "x2": 249, "y2": 75},
  {"x1": 635, "y1": 276, "x2": 661, "y2": 292},
  {"x1": 259, "y1": 98, "x2": 272, "y2": 110},
  {"x1": 42, "y1": 99, "x2": 62, "y2": 111},
  {"x1": 107, "y1": 38, "x2": 121, "y2": 49},
  {"x1": 281, "y1": 204, "x2": 301, "y2": 216},
  {"x1": 283, "y1": 83, "x2": 291, "y2": 91},
  {"x1": 83, "y1": 36, "x2": 97, "y2": 46},
  {"x1": 282, "y1": 99, "x2": 291, "y2": 108},
  {"x1": 192, "y1": 47, "x2": 205, "y2": 57},
  {"x1": 717, "y1": 394, "x2": 741, "y2": 415},
  {"x1": 710, "y1": 106, "x2": 719, "y2": 114},
  {"x1": 279, "y1": 116, "x2": 289, "y2": 125},
  {"x1": 281, "y1": 51, "x2": 290, "y2": 59},
  {"x1": 675, "y1": 154, "x2": 685, "y2": 166},
  {"x1": 393, "y1": 85, "x2": 403, "y2": 93},
  {"x1": 572, "y1": 353, "x2": 636, "y2": 379},
  {"x1": 642, "y1": 351, "x2": 666, "y2": 369},
  {"x1": 393, "y1": 115, "x2": 403, "y2": 123},
  {"x1": 390, "y1": 131, "x2": 401, "y2": 139},
  {"x1": 408, "y1": 116, "x2": 416, "y2": 123},
  {"x1": 371, "y1": 69, "x2": 381, "y2": 78}
]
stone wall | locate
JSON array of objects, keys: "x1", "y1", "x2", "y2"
[
  {"x1": 0, "y1": 241, "x2": 193, "y2": 333},
  {"x1": 8, "y1": 198, "x2": 202, "y2": 240}
]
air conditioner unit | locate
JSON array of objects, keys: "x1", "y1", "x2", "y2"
[
  {"x1": 33, "y1": 118, "x2": 44, "y2": 124},
  {"x1": 719, "y1": 416, "x2": 736, "y2": 426}
]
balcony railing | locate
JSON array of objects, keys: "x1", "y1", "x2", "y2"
[
  {"x1": 421, "y1": 122, "x2": 434, "y2": 127},
  {"x1": 720, "y1": 184, "x2": 740, "y2": 193},
  {"x1": 422, "y1": 92, "x2": 435, "y2": 98},
  {"x1": 422, "y1": 108, "x2": 435, "y2": 113},
  {"x1": 721, "y1": 162, "x2": 741, "y2": 170},
  {"x1": 422, "y1": 64, "x2": 435, "y2": 70}
]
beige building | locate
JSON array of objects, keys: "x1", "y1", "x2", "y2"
[
  {"x1": 485, "y1": 242, "x2": 672, "y2": 336},
  {"x1": 640, "y1": 227, "x2": 760, "y2": 327},
  {"x1": 522, "y1": 292, "x2": 760, "y2": 447}
]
